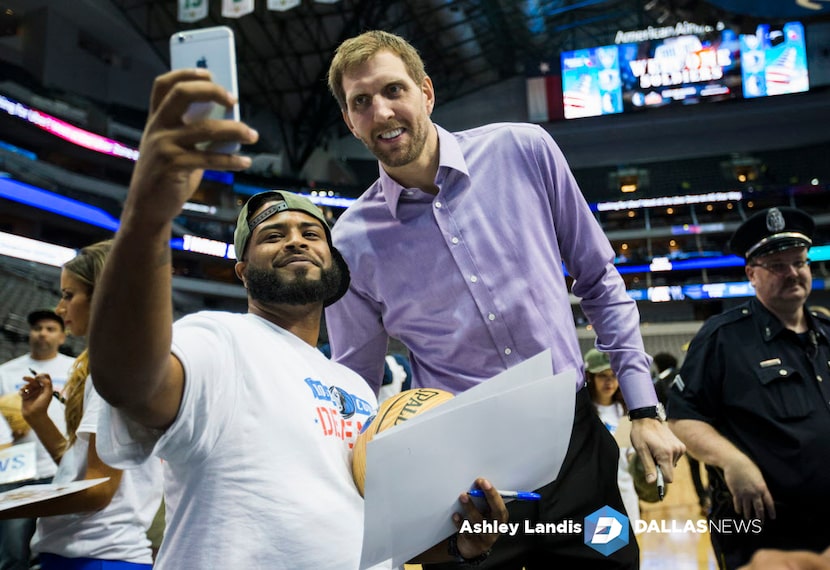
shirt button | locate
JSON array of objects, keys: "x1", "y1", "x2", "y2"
[
  {"x1": 818, "y1": 375, "x2": 823, "y2": 382},
  {"x1": 504, "y1": 348, "x2": 512, "y2": 355},
  {"x1": 435, "y1": 201, "x2": 443, "y2": 209},
  {"x1": 488, "y1": 313, "x2": 496, "y2": 321},
  {"x1": 451, "y1": 237, "x2": 459, "y2": 244},
  {"x1": 470, "y1": 275, "x2": 478, "y2": 283},
  {"x1": 779, "y1": 369, "x2": 788, "y2": 376}
]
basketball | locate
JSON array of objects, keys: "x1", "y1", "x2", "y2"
[
  {"x1": 0, "y1": 393, "x2": 30, "y2": 440},
  {"x1": 352, "y1": 388, "x2": 454, "y2": 496}
]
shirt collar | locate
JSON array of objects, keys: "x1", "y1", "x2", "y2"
[
  {"x1": 378, "y1": 124, "x2": 470, "y2": 218},
  {"x1": 750, "y1": 298, "x2": 786, "y2": 342}
]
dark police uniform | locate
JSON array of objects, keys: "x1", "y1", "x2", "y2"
[
  {"x1": 669, "y1": 300, "x2": 830, "y2": 569},
  {"x1": 668, "y1": 205, "x2": 828, "y2": 569}
]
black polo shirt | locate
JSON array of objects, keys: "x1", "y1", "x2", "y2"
[{"x1": 668, "y1": 297, "x2": 830, "y2": 509}]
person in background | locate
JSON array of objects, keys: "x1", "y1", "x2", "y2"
[
  {"x1": 86, "y1": 69, "x2": 505, "y2": 569},
  {"x1": 650, "y1": 352, "x2": 676, "y2": 406},
  {"x1": 0, "y1": 309, "x2": 74, "y2": 570},
  {"x1": 669, "y1": 206, "x2": 830, "y2": 569},
  {"x1": 585, "y1": 348, "x2": 640, "y2": 522},
  {"x1": 325, "y1": 29, "x2": 685, "y2": 567},
  {"x1": 655, "y1": 352, "x2": 711, "y2": 515},
  {"x1": 0, "y1": 241, "x2": 163, "y2": 570}
]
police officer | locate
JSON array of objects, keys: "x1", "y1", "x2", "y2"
[{"x1": 668, "y1": 206, "x2": 830, "y2": 570}]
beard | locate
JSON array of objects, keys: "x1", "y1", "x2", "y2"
[
  {"x1": 365, "y1": 117, "x2": 429, "y2": 168},
  {"x1": 245, "y1": 260, "x2": 343, "y2": 306}
]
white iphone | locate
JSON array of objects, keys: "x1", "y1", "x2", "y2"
[{"x1": 170, "y1": 26, "x2": 240, "y2": 153}]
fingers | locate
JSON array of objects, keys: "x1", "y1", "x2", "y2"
[
  {"x1": 634, "y1": 422, "x2": 686, "y2": 484},
  {"x1": 454, "y1": 478, "x2": 505, "y2": 560},
  {"x1": 19, "y1": 373, "x2": 53, "y2": 401},
  {"x1": 475, "y1": 479, "x2": 508, "y2": 522},
  {"x1": 637, "y1": 448, "x2": 659, "y2": 484},
  {"x1": 143, "y1": 70, "x2": 258, "y2": 159},
  {"x1": 763, "y1": 490, "x2": 776, "y2": 521},
  {"x1": 149, "y1": 69, "x2": 216, "y2": 115},
  {"x1": 741, "y1": 497, "x2": 766, "y2": 522},
  {"x1": 175, "y1": 122, "x2": 259, "y2": 157}
]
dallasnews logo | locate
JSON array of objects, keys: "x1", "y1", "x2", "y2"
[
  {"x1": 634, "y1": 518, "x2": 762, "y2": 534},
  {"x1": 460, "y1": 505, "x2": 632, "y2": 557},
  {"x1": 461, "y1": 505, "x2": 762, "y2": 558}
]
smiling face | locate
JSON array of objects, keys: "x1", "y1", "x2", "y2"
[
  {"x1": 340, "y1": 50, "x2": 436, "y2": 172},
  {"x1": 746, "y1": 246, "x2": 811, "y2": 315},
  {"x1": 56, "y1": 270, "x2": 92, "y2": 338},
  {"x1": 235, "y1": 205, "x2": 341, "y2": 307}
]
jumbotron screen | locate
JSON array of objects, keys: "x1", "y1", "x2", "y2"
[{"x1": 552, "y1": 22, "x2": 808, "y2": 120}]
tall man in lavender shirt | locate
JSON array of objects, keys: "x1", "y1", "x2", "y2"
[{"x1": 325, "y1": 30, "x2": 685, "y2": 568}]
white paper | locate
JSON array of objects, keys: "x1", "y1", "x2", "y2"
[
  {"x1": 374, "y1": 350, "x2": 555, "y2": 437},
  {"x1": 0, "y1": 442, "x2": 37, "y2": 485},
  {"x1": 0, "y1": 478, "x2": 110, "y2": 512},
  {"x1": 359, "y1": 351, "x2": 576, "y2": 569}
]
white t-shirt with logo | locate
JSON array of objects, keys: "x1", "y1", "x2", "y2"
[
  {"x1": 30, "y1": 377, "x2": 163, "y2": 563},
  {"x1": 97, "y1": 312, "x2": 383, "y2": 570},
  {"x1": 0, "y1": 353, "x2": 74, "y2": 479}
]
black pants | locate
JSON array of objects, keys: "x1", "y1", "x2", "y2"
[
  {"x1": 425, "y1": 387, "x2": 639, "y2": 569},
  {"x1": 709, "y1": 471, "x2": 830, "y2": 569}
]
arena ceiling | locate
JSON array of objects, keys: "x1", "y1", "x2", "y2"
[
  {"x1": 106, "y1": 0, "x2": 714, "y2": 170},
  {"x1": 4, "y1": 0, "x2": 829, "y2": 172}
]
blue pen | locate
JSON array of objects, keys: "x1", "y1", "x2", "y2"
[{"x1": 468, "y1": 489, "x2": 542, "y2": 501}]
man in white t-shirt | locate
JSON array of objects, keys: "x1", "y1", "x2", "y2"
[
  {"x1": 89, "y1": 70, "x2": 506, "y2": 570},
  {"x1": 0, "y1": 309, "x2": 74, "y2": 570}
]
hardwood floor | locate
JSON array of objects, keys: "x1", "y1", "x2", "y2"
[{"x1": 639, "y1": 454, "x2": 717, "y2": 569}]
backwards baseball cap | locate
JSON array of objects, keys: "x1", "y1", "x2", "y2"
[
  {"x1": 728, "y1": 206, "x2": 814, "y2": 261},
  {"x1": 233, "y1": 190, "x2": 350, "y2": 306},
  {"x1": 27, "y1": 309, "x2": 64, "y2": 330},
  {"x1": 584, "y1": 348, "x2": 612, "y2": 374}
]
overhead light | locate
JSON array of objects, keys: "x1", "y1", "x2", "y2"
[
  {"x1": 610, "y1": 167, "x2": 649, "y2": 194},
  {"x1": 721, "y1": 154, "x2": 762, "y2": 183}
]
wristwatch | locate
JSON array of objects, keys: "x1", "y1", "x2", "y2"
[
  {"x1": 447, "y1": 533, "x2": 491, "y2": 566},
  {"x1": 628, "y1": 403, "x2": 666, "y2": 422}
]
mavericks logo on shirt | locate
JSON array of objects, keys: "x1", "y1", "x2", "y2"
[{"x1": 304, "y1": 378, "x2": 374, "y2": 448}]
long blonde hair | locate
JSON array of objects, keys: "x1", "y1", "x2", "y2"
[{"x1": 62, "y1": 240, "x2": 112, "y2": 446}]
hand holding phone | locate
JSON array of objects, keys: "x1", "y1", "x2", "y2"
[{"x1": 170, "y1": 26, "x2": 241, "y2": 153}]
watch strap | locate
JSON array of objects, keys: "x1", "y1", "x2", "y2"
[{"x1": 447, "y1": 533, "x2": 492, "y2": 566}]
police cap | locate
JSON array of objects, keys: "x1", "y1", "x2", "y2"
[{"x1": 728, "y1": 206, "x2": 814, "y2": 261}]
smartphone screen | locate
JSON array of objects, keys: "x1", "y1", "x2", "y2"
[{"x1": 170, "y1": 26, "x2": 241, "y2": 153}]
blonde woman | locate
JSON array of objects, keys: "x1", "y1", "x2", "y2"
[
  {"x1": 585, "y1": 348, "x2": 640, "y2": 521},
  {"x1": 1, "y1": 241, "x2": 163, "y2": 570}
]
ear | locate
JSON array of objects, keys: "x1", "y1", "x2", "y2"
[
  {"x1": 744, "y1": 263, "x2": 755, "y2": 282},
  {"x1": 422, "y1": 75, "x2": 435, "y2": 116},
  {"x1": 234, "y1": 261, "x2": 248, "y2": 287}
]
